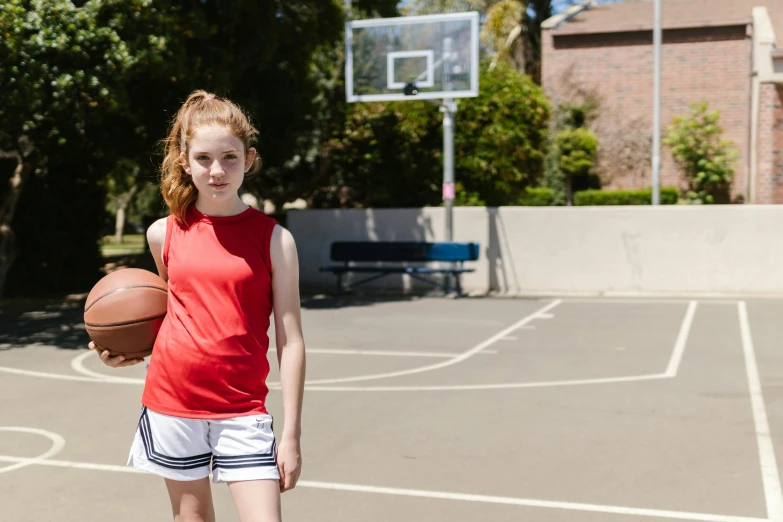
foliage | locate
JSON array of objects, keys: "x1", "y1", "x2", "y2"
[
  {"x1": 0, "y1": 0, "x2": 353, "y2": 296},
  {"x1": 315, "y1": 59, "x2": 550, "y2": 208},
  {"x1": 0, "y1": 0, "x2": 151, "y2": 296},
  {"x1": 664, "y1": 102, "x2": 738, "y2": 204},
  {"x1": 0, "y1": 0, "x2": 137, "y2": 155},
  {"x1": 542, "y1": 147, "x2": 567, "y2": 205},
  {"x1": 574, "y1": 187, "x2": 679, "y2": 206},
  {"x1": 456, "y1": 60, "x2": 550, "y2": 205},
  {"x1": 483, "y1": 0, "x2": 525, "y2": 71},
  {"x1": 401, "y1": 0, "x2": 501, "y2": 15},
  {"x1": 515, "y1": 186, "x2": 558, "y2": 206},
  {"x1": 556, "y1": 127, "x2": 598, "y2": 177}
]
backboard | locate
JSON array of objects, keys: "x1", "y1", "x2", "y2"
[{"x1": 345, "y1": 12, "x2": 480, "y2": 103}]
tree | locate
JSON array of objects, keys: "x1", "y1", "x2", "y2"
[
  {"x1": 0, "y1": 0, "x2": 141, "y2": 296},
  {"x1": 664, "y1": 102, "x2": 738, "y2": 204},
  {"x1": 456, "y1": 59, "x2": 550, "y2": 205},
  {"x1": 556, "y1": 126, "x2": 598, "y2": 206},
  {"x1": 315, "y1": 59, "x2": 550, "y2": 208},
  {"x1": 0, "y1": 0, "x2": 353, "y2": 297},
  {"x1": 250, "y1": 0, "x2": 399, "y2": 211}
]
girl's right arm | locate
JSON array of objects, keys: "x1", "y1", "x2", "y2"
[
  {"x1": 88, "y1": 217, "x2": 168, "y2": 368},
  {"x1": 146, "y1": 217, "x2": 168, "y2": 283}
]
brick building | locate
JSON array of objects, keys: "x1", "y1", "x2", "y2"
[{"x1": 541, "y1": 0, "x2": 783, "y2": 203}]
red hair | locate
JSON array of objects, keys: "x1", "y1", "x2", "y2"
[{"x1": 160, "y1": 91, "x2": 259, "y2": 224}]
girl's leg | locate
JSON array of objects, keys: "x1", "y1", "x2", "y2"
[
  {"x1": 165, "y1": 477, "x2": 216, "y2": 522},
  {"x1": 227, "y1": 479, "x2": 282, "y2": 522}
]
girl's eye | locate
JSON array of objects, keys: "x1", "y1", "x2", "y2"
[
  {"x1": 225, "y1": 154, "x2": 237, "y2": 160},
  {"x1": 196, "y1": 155, "x2": 209, "y2": 161}
]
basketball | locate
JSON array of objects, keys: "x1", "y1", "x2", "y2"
[{"x1": 84, "y1": 268, "x2": 168, "y2": 359}]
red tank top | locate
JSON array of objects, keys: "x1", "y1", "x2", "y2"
[{"x1": 142, "y1": 206, "x2": 277, "y2": 419}]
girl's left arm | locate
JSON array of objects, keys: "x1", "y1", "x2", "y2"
[{"x1": 270, "y1": 224, "x2": 306, "y2": 492}]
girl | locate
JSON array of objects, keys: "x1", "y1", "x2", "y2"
[{"x1": 89, "y1": 91, "x2": 306, "y2": 522}]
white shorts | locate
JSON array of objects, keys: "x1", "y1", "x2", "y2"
[{"x1": 127, "y1": 406, "x2": 280, "y2": 483}]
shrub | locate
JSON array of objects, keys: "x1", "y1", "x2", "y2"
[
  {"x1": 574, "y1": 187, "x2": 679, "y2": 206},
  {"x1": 555, "y1": 126, "x2": 599, "y2": 206},
  {"x1": 322, "y1": 59, "x2": 551, "y2": 208},
  {"x1": 515, "y1": 187, "x2": 558, "y2": 206},
  {"x1": 664, "y1": 102, "x2": 739, "y2": 204}
]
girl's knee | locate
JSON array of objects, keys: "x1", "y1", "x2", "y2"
[{"x1": 174, "y1": 514, "x2": 215, "y2": 522}]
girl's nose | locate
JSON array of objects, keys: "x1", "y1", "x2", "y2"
[{"x1": 210, "y1": 161, "x2": 226, "y2": 177}]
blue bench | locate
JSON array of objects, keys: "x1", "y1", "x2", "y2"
[{"x1": 319, "y1": 241, "x2": 480, "y2": 297}]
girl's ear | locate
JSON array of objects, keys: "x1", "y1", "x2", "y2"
[
  {"x1": 244, "y1": 147, "x2": 257, "y2": 173},
  {"x1": 179, "y1": 152, "x2": 191, "y2": 175}
]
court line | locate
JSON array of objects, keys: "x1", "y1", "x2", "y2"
[
  {"x1": 0, "y1": 428, "x2": 65, "y2": 475},
  {"x1": 0, "y1": 298, "x2": 693, "y2": 392},
  {"x1": 299, "y1": 299, "x2": 563, "y2": 386},
  {"x1": 0, "y1": 454, "x2": 766, "y2": 522},
  {"x1": 303, "y1": 299, "x2": 698, "y2": 391},
  {"x1": 563, "y1": 298, "x2": 735, "y2": 305},
  {"x1": 65, "y1": 346, "x2": 501, "y2": 385},
  {"x1": 665, "y1": 301, "x2": 698, "y2": 377},
  {"x1": 269, "y1": 348, "x2": 498, "y2": 357},
  {"x1": 69, "y1": 351, "x2": 144, "y2": 384},
  {"x1": 738, "y1": 302, "x2": 783, "y2": 522},
  {"x1": 300, "y1": 373, "x2": 668, "y2": 391},
  {"x1": 0, "y1": 365, "x2": 111, "y2": 383}
]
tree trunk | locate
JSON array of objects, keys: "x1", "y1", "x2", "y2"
[
  {"x1": 114, "y1": 184, "x2": 138, "y2": 244},
  {"x1": 566, "y1": 175, "x2": 573, "y2": 206},
  {"x1": 0, "y1": 153, "x2": 29, "y2": 298}
]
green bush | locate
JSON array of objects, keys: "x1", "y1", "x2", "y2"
[
  {"x1": 321, "y1": 59, "x2": 551, "y2": 208},
  {"x1": 556, "y1": 127, "x2": 598, "y2": 178},
  {"x1": 664, "y1": 102, "x2": 738, "y2": 204},
  {"x1": 515, "y1": 187, "x2": 558, "y2": 206},
  {"x1": 574, "y1": 187, "x2": 679, "y2": 206},
  {"x1": 555, "y1": 126, "x2": 599, "y2": 206}
]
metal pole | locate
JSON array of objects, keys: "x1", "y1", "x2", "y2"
[
  {"x1": 652, "y1": 0, "x2": 662, "y2": 205},
  {"x1": 442, "y1": 102, "x2": 455, "y2": 243},
  {"x1": 442, "y1": 36, "x2": 455, "y2": 242}
]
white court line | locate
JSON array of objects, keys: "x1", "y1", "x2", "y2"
[
  {"x1": 0, "y1": 365, "x2": 108, "y2": 383},
  {"x1": 301, "y1": 373, "x2": 668, "y2": 392},
  {"x1": 70, "y1": 351, "x2": 144, "y2": 384},
  {"x1": 564, "y1": 297, "x2": 729, "y2": 305},
  {"x1": 1, "y1": 298, "x2": 695, "y2": 393},
  {"x1": 269, "y1": 348, "x2": 498, "y2": 357},
  {"x1": 305, "y1": 299, "x2": 697, "y2": 391},
  {"x1": 300, "y1": 299, "x2": 563, "y2": 386},
  {"x1": 665, "y1": 301, "x2": 698, "y2": 377},
  {"x1": 0, "y1": 428, "x2": 65, "y2": 475},
  {"x1": 0, "y1": 455, "x2": 766, "y2": 522},
  {"x1": 738, "y1": 302, "x2": 783, "y2": 522},
  {"x1": 66, "y1": 348, "x2": 498, "y2": 385}
]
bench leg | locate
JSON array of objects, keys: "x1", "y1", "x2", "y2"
[
  {"x1": 454, "y1": 272, "x2": 463, "y2": 298},
  {"x1": 336, "y1": 273, "x2": 343, "y2": 296}
]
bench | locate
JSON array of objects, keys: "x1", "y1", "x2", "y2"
[{"x1": 319, "y1": 241, "x2": 480, "y2": 297}]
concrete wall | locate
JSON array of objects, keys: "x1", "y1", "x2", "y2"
[{"x1": 288, "y1": 206, "x2": 783, "y2": 297}]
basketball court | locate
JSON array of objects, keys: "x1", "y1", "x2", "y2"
[{"x1": 2, "y1": 295, "x2": 783, "y2": 521}]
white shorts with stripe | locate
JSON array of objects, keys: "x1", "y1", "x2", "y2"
[{"x1": 127, "y1": 406, "x2": 280, "y2": 483}]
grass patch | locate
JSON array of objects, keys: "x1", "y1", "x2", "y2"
[{"x1": 101, "y1": 234, "x2": 146, "y2": 256}]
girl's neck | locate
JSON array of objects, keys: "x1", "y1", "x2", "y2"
[{"x1": 194, "y1": 197, "x2": 249, "y2": 217}]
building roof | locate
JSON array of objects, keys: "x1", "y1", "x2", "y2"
[{"x1": 547, "y1": 0, "x2": 781, "y2": 48}]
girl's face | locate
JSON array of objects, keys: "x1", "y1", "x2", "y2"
[{"x1": 182, "y1": 124, "x2": 256, "y2": 206}]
